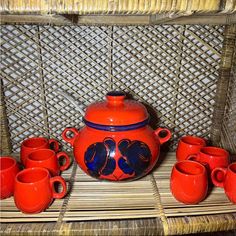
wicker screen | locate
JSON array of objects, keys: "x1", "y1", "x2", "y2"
[
  {"x1": 220, "y1": 50, "x2": 236, "y2": 153},
  {"x1": 0, "y1": 25, "x2": 224, "y2": 152}
]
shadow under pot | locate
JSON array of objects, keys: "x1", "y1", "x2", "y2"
[{"x1": 62, "y1": 91, "x2": 171, "y2": 181}]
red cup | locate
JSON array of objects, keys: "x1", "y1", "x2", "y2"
[
  {"x1": 187, "y1": 146, "x2": 230, "y2": 173},
  {"x1": 211, "y1": 162, "x2": 236, "y2": 204},
  {"x1": 170, "y1": 160, "x2": 208, "y2": 204},
  {"x1": 176, "y1": 136, "x2": 206, "y2": 161},
  {"x1": 25, "y1": 149, "x2": 71, "y2": 176},
  {"x1": 14, "y1": 167, "x2": 67, "y2": 214},
  {"x1": 20, "y1": 137, "x2": 60, "y2": 165},
  {"x1": 0, "y1": 156, "x2": 20, "y2": 199}
]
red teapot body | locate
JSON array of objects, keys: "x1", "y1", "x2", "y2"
[{"x1": 62, "y1": 92, "x2": 171, "y2": 181}]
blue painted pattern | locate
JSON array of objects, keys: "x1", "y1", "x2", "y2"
[
  {"x1": 118, "y1": 139, "x2": 151, "y2": 178},
  {"x1": 84, "y1": 138, "x2": 116, "y2": 177},
  {"x1": 84, "y1": 138, "x2": 151, "y2": 179},
  {"x1": 83, "y1": 118, "x2": 149, "y2": 132}
]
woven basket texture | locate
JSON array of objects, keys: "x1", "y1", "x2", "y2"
[
  {"x1": 1, "y1": 0, "x2": 236, "y2": 14},
  {"x1": 1, "y1": 24, "x2": 230, "y2": 153}
]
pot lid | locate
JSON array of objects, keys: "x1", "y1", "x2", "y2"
[{"x1": 83, "y1": 91, "x2": 149, "y2": 128}]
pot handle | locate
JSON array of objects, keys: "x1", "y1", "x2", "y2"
[
  {"x1": 62, "y1": 127, "x2": 80, "y2": 146},
  {"x1": 154, "y1": 128, "x2": 171, "y2": 145}
]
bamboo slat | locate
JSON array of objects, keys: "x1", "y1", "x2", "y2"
[
  {"x1": 1, "y1": 14, "x2": 236, "y2": 26},
  {"x1": 1, "y1": 0, "x2": 235, "y2": 14}
]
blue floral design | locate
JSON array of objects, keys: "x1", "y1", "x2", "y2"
[
  {"x1": 84, "y1": 138, "x2": 116, "y2": 177},
  {"x1": 118, "y1": 139, "x2": 151, "y2": 178}
]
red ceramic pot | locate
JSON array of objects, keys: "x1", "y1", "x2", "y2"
[{"x1": 62, "y1": 91, "x2": 171, "y2": 181}]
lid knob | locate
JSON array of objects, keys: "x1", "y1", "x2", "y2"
[{"x1": 106, "y1": 91, "x2": 125, "y2": 106}]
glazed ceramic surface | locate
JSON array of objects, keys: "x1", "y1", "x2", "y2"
[
  {"x1": 176, "y1": 136, "x2": 206, "y2": 161},
  {"x1": 0, "y1": 156, "x2": 19, "y2": 199},
  {"x1": 14, "y1": 168, "x2": 67, "y2": 214},
  {"x1": 20, "y1": 137, "x2": 59, "y2": 165},
  {"x1": 211, "y1": 163, "x2": 236, "y2": 204},
  {"x1": 25, "y1": 149, "x2": 70, "y2": 176},
  {"x1": 170, "y1": 160, "x2": 208, "y2": 204},
  {"x1": 188, "y1": 146, "x2": 230, "y2": 173},
  {"x1": 62, "y1": 92, "x2": 171, "y2": 181}
]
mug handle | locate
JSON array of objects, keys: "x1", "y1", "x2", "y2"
[
  {"x1": 56, "y1": 152, "x2": 71, "y2": 171},
  {"x1": 211, "y1": 167, "x2": 227, "y2": 188},
  {"x1": 49, "y1": 139, "x2": 60, "y2": 152},
  {"x1": 62, "y1": 127, "x2": 80, "y2": 146},
  {"x1": 154, "y1": 128, "x2": 171, "y2": 145},
  {"x1": 187, "y1": 155, "x2": 210, "y2": 172},
  {"x1": 187, "y1": 154, "x2": 199, "y2": 161},
  {"x1": 50, "y1": 176, "x2": 67, "y2": 199},
  {"x1": 199, "y1": 161, "x2": 210, "y2": 170}
]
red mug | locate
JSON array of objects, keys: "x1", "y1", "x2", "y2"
[
  {"x1": 176, "y1": 136, "x2": 206, "y2": 161},
  {"x1": 0, "y1": 156, "x2": 20, "y2": 199},
  {"x1": 20, "y1": 137, "x2": 60, "y2": 165},
  {"x1": 25, "y1": 149, "x2": 71, "y2": 176},
  {"x1": 14, "y1": 167, "x2": 67, "y2": 214},
  {"x1": 170, "y1": 160, "x2": 208, "y2": 204},
  {"x1": 187, "y1": 146, "x2": 230, "y2": 173},
  {"x1": 211, "y1": 162, "x2": 236, "y2": 204}
]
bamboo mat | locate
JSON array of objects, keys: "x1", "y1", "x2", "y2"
[
  {"x1": 153, "y1": 153, "x2": 236, "y2": 217},
  {"x1": 0, "y1": 155, "x2": 158, "y2": 223},
  {"x1": 0, "y1": 152, "x2": 236, "y2": 224}
]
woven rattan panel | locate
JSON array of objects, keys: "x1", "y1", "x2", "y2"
[
  {"x1": 0, "y1": 25, "x2": 224, "y2": 152},
  {"x1": 220, "y1": 49, "x2": 236, "y2": 153},
  {"x1": 1, "y1": 0, "x2": 236, "y2": 14}
]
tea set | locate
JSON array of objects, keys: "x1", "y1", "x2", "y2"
[
  {"x1": 172, "y1": 135, "x2": 235, "y2": 204},
  {"x1": 1, "y1": 137, "x2": 70, "y2": 214},
  {"x1": 0, "y1": 91, "x2": 235, "y2": 214}
]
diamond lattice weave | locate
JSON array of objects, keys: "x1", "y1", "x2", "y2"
[{"x1": 0, "y1": 25, "x2": 224, "y2": 152}]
